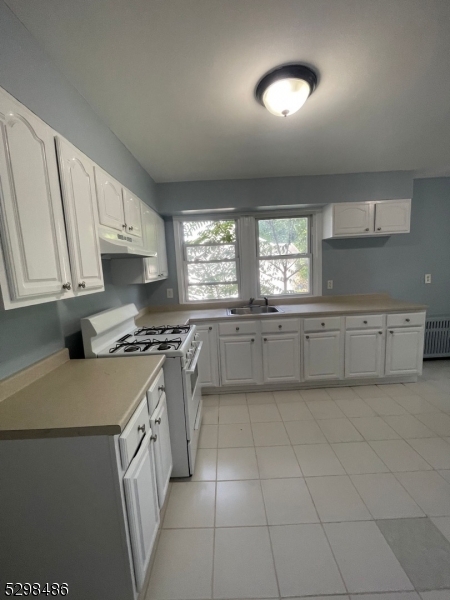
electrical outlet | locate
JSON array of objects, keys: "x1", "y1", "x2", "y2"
[
  {"x1": 167, "y1": 288, "x2": 173, "y2": 298},
  {"x1": 425, "y1": 274, "x2": 432, "y2": 284},
  {"x1": 327, "y1": 280, "x2": 333, "y2": 290}
]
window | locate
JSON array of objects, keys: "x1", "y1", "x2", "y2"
[
  {"x1": 257, "y1": 217, "x2": 311, "y2": 296},
  {"x1": 181, "y1": 219, "x2": 239, "y2": 301},
  {"x1": 175, "y1": 213, "x2": 321, "y2": 303}
]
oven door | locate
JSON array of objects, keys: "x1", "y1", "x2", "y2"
[{"x1": 183, "y1": 341, "x2": 203, "y2": 437}]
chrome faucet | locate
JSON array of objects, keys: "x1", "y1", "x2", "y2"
[
  {"x1": 263, "y1": 296, "x2": 269, "y2": 306},
  {"x1": 248, "y1": 297, "x2": 255, "y2": 306}
]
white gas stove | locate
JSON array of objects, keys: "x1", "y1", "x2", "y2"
[{"x1": 81, "y1": 304, "x2": 203, "y2": 477}]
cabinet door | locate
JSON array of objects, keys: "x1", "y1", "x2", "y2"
[
  {"x1": 141, "y1": 202, "x2": 158, "y2": 256},
  {"x1": 385, "y1": 327, "x2": 424, "y2": 376},
  {"x1": 156, "y1": 215, "x2": 168, "y2": 278},
  {"x1": 150, "y1": 394, "x2": 172, "y2": 508},
  {"x1": 345, "y1": 329, "x2": 384, "y2": 378},
  {"x1": 219, "y1": 335, "x2": 261, "y2": 385},
  {"x1": 262, "y1": 333, "x2": 300, "y2": 383},
  {"x1": 304, "y1": 331, "x2": 342, "y2": 380},
  {"x1": 123, "y1": 431, "x2": 160, "y2": 592},
  {"x1": 333, "y1": 202, "x2": 374, "y2": 236},
  {"x1": 196, "y1": 325, "x2": 220, "y2": 387},
  {"x1": 374, "y1": 200, "x2": 411, "y2": 234},
  {"x1": 123, "y1": 189, "x2": 143, "y2": 238},
  {"x1": 94, "y1": 166, "x2": 124, "y2": 232},
  {"x1": 56, "y1": 137, "x2": 104, "y2": 293},
  {"x1": 0, "y1": 92, "x2": 73, "y2": 302}
]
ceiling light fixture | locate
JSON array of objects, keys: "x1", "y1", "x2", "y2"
[{"x1": 255, "y1": 64, "x2": 318, "y2": 117}]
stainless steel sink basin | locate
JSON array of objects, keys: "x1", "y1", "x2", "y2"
[{"x1": 227, "y1": 306, "x2": 283, "y2": 316}]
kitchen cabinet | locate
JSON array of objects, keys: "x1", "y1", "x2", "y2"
[
  {"x1": 0, "y1": 89, "x2": 74, "y2": 309},
  {"x1": 150, "y1": 393, "x2": 173, "y2": 507},
  {"x1": 122, "y1": 188, "x2": 143, "y2": 238},
  {"x1": 345, "y1": 329, "x2": 384, "y2": 378},
  {"x1": 56, "y1": 137, "x2": 104, "y2": 294},
  {"x1": 219, "y1": 335, "x2": 261, "y2": 385},
  {"x1": 327, "y1": 202, "x2": 374, "y2": 236},
  {"x1": 156, "y1": 215, "x2": 168, "y2": 279},
  {"x1": 374, "y1": 200, "x2": 411, "y2": 234},
  {"x1": 94, "y1": 166, "x2": 125, "y2": 232},
  {"x1": 385, "y1": 326, "x2": 424, "y2": 376},
  {"x1": 195, "y1": 324, "x2": 220, "y2": 387},
  {"x1": 262, "y1": 333, "x2": 301, "y2": 383},
  {"x1": 303, "y1": 331, "x2": 342, "y2": 381}
]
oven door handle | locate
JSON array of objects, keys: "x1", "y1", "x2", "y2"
[{"x1": 185, "y1": 341, "x2": 203, "y2": 374}]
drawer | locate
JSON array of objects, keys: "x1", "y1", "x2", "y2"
[
  {"x1": 147, "y1": 368, "x2": 165, "y2": 415},
  {"x1": 119, "y1": 397, "x2": 150, "y2": 470},
  {"x1": 346, "y1": 314, "x2": 384, "y2": 329},
  {"x1": 261, "y1": 318, "x2": 300, "y2": 334},
  {"x1": 387, "y1": 312, "x2": 426, "y2": 328},
  {"x1": 304, "y1": 316, "x2": 341, "y2": 332},
  {"x1": 219, "y1": 320, "x2": 258, "y2": 336}
]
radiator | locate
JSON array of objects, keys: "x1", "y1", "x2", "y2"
[{"x1": 424, "y1": 317, "x2": 450, "y2": 358}]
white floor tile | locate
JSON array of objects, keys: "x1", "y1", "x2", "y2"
[
  {"x1": 364, "y1": 397, "x2": 408, "y2": 416},
  {"x1": 350, "y1": 416, "x2": 400, "y2": 440},
  {"x1": 383, "y1": 415, "x2": 436, "y2": 439},
  {"x1": 426, "y1": 394, "x2": 450, "y2": 413},
  {"x1": 318, "y1": 418, "x2": 363, "y2": 443},
  {"x1": 439, "y1": 469, "x2": 450, "y2": 483},
  {"x1": 261, "y1": 478, "x2": 318, "y2": 524},
  {"x1": 395, "y1": 471, "x2": 450, "y2": 516},
  {"x1": 191, "y1": 448, "x2": 217, "y2": 481},
  {"x1": 393, "y1": 394, "x2": 442, "y2": 414},
  {"x1": 218, "y1": 423, "x2": 254, "y2": 448},
  {"x1": 270, "y1": 524, "x2": 346, "y2": 597},
  {"x1": 326, "y1": 386, "x2": 358, "y2": 400},
  {"x1": 215, "y1": 480, "x2": 266, "y2": 527},
  {"x1": 404, "y1": 382, "x2": 443, "y2": 397},
  {"x1": 274, "y1": 389, "x2": 303, "y2": 403},
  {"x1": 198, "y1": 424, "x2": 218, "y2": 448},
  {"x1": 248, "y1": 403, "x2": 281, "y2": 422},
  {"x1": 369, "y1": 440, "x2": 432, "y2": 472},
  {"x1": 300, "y1": 388, "x2": 332, "y2": 401},
  {"x1": 378, "y1": 383, "x2": 411, "y2": 397},
  {"x1": 277, "y1": 401, "x2": 314, "y2": 421},
  {"x1": 307, "y1": 399, "x2": 346, "y2": 419},
  {"x1": 163, "y1": 482, "x2": 215, "y2": 528},
  {"x1": 256, "y1": 445, "x2": 302, "y2": 478},
  {"x1": 324, "y1": 521, "x2": 414, "y2": 593},
  {"x1": 350, "y1": 594, "x2": 420, "y2": 600},
  {"x1": 306, "y1": 475, "x2": 372, "y2": 522},
  {"x1": 350, "y1": 473, "x2": 425, "y2": 519},
  {"x1": 407, "y1": 438, "x2": 450, "y2": 469},
  {"x1": 420, "y1": 592, "x2": 450, "y2": 600},
  {"x1": 219, "y1": 393, "x2": 247, "y2": 405},
  {"x1": 332, "y1": 442, "x2": 390, "y2": 474},
  {"x1": 335, "y1": 397, "x2": 376, "y2": 417},
  {"x1": 285, "y1": 420, "x2": 327, "y2": 444},
  {"x1": 217, "y1": 447, "x2": 259, "y2": 480},
  {"x1": 218, "y1": 404, "x2": 250, "y2": 424},
  {"x1": 246, "y1": 391, "x2": 276, "y2": 404},
  {"x1": 147, "y1": 528, "x2": 214, "y2": 599},
  {"x1": 203, "y1": 395, "x2": 219, "y2": 407},
  {"x1": 416, "y1": 413, "x2": 450, "y2": 436},
  {"x1": 431, "y1": 516, "x2": 450, "y2": 543},
  {"x1": 294, "y1": 443, "x2": 345, "y2": 476},
  {"x1": 213, "y1": 527, "x2": 278, "y2": 599},
  {"x1": 354, "y1": 385, "x2": 389, "y2": 399},
  {"x1": 202, "y1": 405, "x2": 219, "y2": 425},
  {"x1": 251, "y1": 421, "x2": 290, "y2": 446}
]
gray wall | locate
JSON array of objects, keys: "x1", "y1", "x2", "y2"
[{"x1": 0, "y1": 1, "x2": 157, "y2": 379}]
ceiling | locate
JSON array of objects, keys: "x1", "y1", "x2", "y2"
[{"x1": 6, "y1": 0, "x2": 450, "y2": 182}]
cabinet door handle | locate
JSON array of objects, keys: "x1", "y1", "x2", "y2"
[
  {"x1": 365, "y1": 228, "x2": 369, "y2": 231},
  {"x1": 390, "y1": 330, "x2": 394, "y2": 334},
  {"x1": 251, "y1": 338, "x2": 254, "y2": 342},
  {"x1": 209, "y1": 326, "x2": 212, "y2": 331},
  {"x1": 321, "y1": 322, "x2": 325, "y2": 327},
  {"x1": 405, "y1": 318, "x2": 410, "y2": 323},
  {"x1": 78, "y1": 281, "x2": 86, "y2": 289},
  {"x1": 138, "y1": 424, "x2": 146, "y2": 434},
  {"x1": 158, "y1": 385, "x2": 165, "y2": 392},
  {"x1": 377, "y1": 227, "x2": 382, "y2": 231},
  {"x1": 264, "y1": 338, "x2": 267, "y2": 342},
  {"x1": 155, "y1": 418, "x2": 162, "y2": 425},
  {"x1": 236, "y1": 327, "x2": 240, "y2": 331},
  {"x1": 150, "y1": 434, "x2": 158, "y2": 442},
  {"x1": 62, "y1": 282, "x2": 71, "y2": 290},
  {"x1": 306, "y1": 335, "x2": 310, "y2": 340},
  {"x1": 278, "y1": 324, "x2": 282, "y2": 329},
  {"x1": 379, "y1": 331, "x2": 383, "y2": 334},
  {"x1": 122, "y1": 223, "x2": 127, "y2": 229},
  {"x1": 128, "y1": 225, "x2": 134, "y2": 231},
  {"x1": 363, "y1": 320, "x2": 368, "y2": 324}
]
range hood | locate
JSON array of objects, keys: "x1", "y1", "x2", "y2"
[{"x1": 99, "y1": 232, "x2": 153, "y2": 258}]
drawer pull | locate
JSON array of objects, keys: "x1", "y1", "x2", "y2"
[
  {"x1": 158, "y1": 385, "x2": 165, "y2": 392},
  {"x1": 209, "y1": 326, "x2": 212, "y2": 330},
  {"x1": 278, "y1": 324, "x2": 282, "y2": 329},
  {"x1": 321, "y1": 322, "x2": 325, "y2": 327},
  {"x1": 306, "y1": 335, "x2": 310, "y2": 340},
  {"x1": 377, "y1": 227, "x2": 382, "y2": 231},
  {"x1": 363, "y1": 320, "x2": 368, "y2": 324},
  {"x1": 365, "y1": 228, "x2": 369, "y2": 231},
  {"x1": 251, "y1": 338, "x2": 255, "y2": 342},
  {"x1": 137, "y1": 424, "x2": 146, "y2": 434},
  {"x1": 390, "y1": 330, "x2": 394, "y2": 334},
  {"x1": 379, "y1": 331, "x2": 383, "y2": 334},
  {"x1": 79, "y1": 281, "x2": 86, "y2": 288},
  {"x1": 405, "y1": 318, "x2": 410, "y2": 323},
  {"x1": 155, "y1": 418, "x2": 162, "y2": 425},
  {"x1": 264, "y1": 338, "x2": 267, "y2": 342},
  {"x1": 236, "y1": 327, "x2": 240, "y2": 331},
  {"x1": 62, "y1": 282, "x2": 71, "y2": 290},
  {"x1": 150, "y1": 434, "x2": 158, "y2": 442}
]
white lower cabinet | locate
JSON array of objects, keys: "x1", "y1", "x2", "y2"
[
  {"x1": 303, "y1": 331, "x2": 342, "y2": 381},
  {"x1": 150, "y1": 393, "x2": 172, "y2": 508},
  {"x1": 219, "y1": 335, "x2": 261, "y2": 385},
  {"x1": 385, "y1": 326, "x2": 424, "y2": 376},
  {"x1": 345, "y1": 329, "x2": 384, "y2": 378},
  {"x1": 262, "y1": 333, "x2": 300, "y2": 383},
  {"x1": 195, "y1": 324, "x2": 220, "y2": 387}
]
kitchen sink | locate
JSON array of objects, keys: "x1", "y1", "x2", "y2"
[{"x1": 227, "y1": 306, "x2": 283, "y2": 315}]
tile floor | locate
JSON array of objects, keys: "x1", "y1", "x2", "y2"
[{"x1": 147, "y1": 361, "x2": 450, "y2": 600}]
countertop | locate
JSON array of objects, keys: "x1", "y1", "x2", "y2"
[
  {"x1": 0, "y1": 356, "x2": 165, "y2": 440},
  {"x1": 137, "y1": 294, "x2": 427, "y2": 327}
]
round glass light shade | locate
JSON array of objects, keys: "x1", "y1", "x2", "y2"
[{"x1": 262, "y1": 77, "x2": 311, "y2": 117}]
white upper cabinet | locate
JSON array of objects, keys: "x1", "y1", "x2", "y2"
[
  {"x1": 323, "y1": 199, "x2": 411, "y2": 239},
  {"x1": 142, "y1": 203, "x2": 158, "y2": 256},
  {"x1": 122, "y1": 188, "x2": 143, "y2": 238},
  {"x1": 56, "y1": 137, "x2": 104, "y2": 294},
  {"x1": 374, "y1": 200, "x2": 411, "y2": 234},
  {"x1": 156, "y1": 215, "x2": 168, "y2": 278},
  {"x1": 94, "y1": 166, "x2": 124, "y2": 232},
  {"x1": 0, "y1": 90, "x2": 73, "y2": 308}
]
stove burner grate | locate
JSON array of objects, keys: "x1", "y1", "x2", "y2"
[
  {"x1": 134, "y1": 325, "x2": 191, "y2": 336},
  {"x1": 109, "y1": 337, "x2": 182, "y2": 354}
]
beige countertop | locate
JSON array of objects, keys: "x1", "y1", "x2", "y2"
[
  {"x1": 137, "y1": 294, "x2": 427, "y2": 326},
  {"x1": 0, "y1": 356, "x2": 165, "y2": 440}
]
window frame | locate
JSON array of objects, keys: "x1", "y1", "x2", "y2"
[{"x1": 174, "y1": 210, "x2": 322, "y2": 305}]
